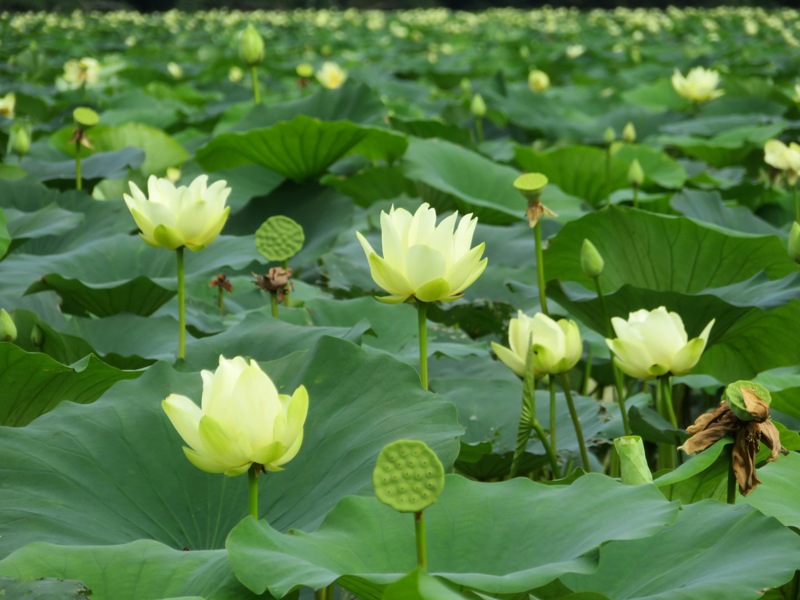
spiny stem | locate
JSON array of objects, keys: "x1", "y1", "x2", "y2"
[
  {"x1": 414, "y1": 511, "x2": 427, "y2": 571},
  {"x1": 248, "y1": 465, "x2": 259, "y2": 519},
  {"x1": 176, "y1": 247, "x2": 186, "y2": 360},
  {"x1": 533, "y1": 222, "x2": 549, "y2": 316},
  {"x1": 561, "y1": 373, "x2": 591, "y2": 472},
  {"x1": 417, "y1": 301, "x2": 428, "y2": 391},
  {"x1": 250, "y1": 65, "x2": 261, "y2": 104}
]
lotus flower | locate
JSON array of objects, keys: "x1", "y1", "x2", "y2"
[
  {"x1": 356, "y1": 203, "x2": 487, "y2": 304},
  {"x1": 163, "y1": 356, "x2": 308, "y2": 476},
  {"x1": 316, "y1": 61, "x2": 347, "y2": 89},
  {"x1": 671, "y1": 67, "x2": 724, "y2": 103},
  {"x1": 606, "y1": 307, "x2": 714, "y2": 379}
]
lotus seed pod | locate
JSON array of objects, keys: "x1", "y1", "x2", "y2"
[
  {"x1": 373, "y1": 439, "x2": 445, "y2": 513},
  {"x1": 239, "y1": 24, "x2": 264, "y2": 67},
  {"x1": 0, "y1": 309, "x2": 16, "y2": 342},
  {"x1": 470, "y1": 93, "x2": 486, "y2": 118},
  {"x1": 622, "y1": 122, "x2": 637, "y2": 143},
  {"x1": 628, "y1": 159, "x2": 645, "y2": 187},
  {"x1": 614, "y1": 436, "x2": 653, "y2": 485},
  {"x1": 73, "y1": 107, "x2": 99, "y2": 128},
  {"x1": 255, "y1": 216, "x2": 305, "y2": 262},
  {"x1": 580, "y1": 238, "x2": 605, "y2": 279},
  {"x1": 788, "y1": 222, "x2": 800, "y2": 264},
  {"x1": 724, "y1": 381, "x2": 771, "y2": 422},
  {"x1": 513, "y1": 172, "x2": 548, "y2": 201}
]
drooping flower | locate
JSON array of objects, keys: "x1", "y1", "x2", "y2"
[
  {"x1": 356, "y1": 203, "x2": 487, "y2": 304},
  {"x1": 606, "y1": 306, "x2": 714, "y2": 379},
  {"x1": 163, "y1": 356, "x2": 308, "y2": 476},
  {"x1": 491, "y1": 311, "x2": 582, "y2": 378},
  {"x1": 316, "y1": 61, "x2": 347, "y2": 89},
  {"x1": 123, "y1": 174, "x2": 231, "y2": 251},
  {"x1": 671, "y1": 67, "x2": 724, "y2": 103}
]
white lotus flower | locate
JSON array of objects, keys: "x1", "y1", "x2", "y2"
[
  {"x1": 671, "y1": 67, "x2": 724, "y2": 103},
  {"x1": 316, "y1": 61, "x2": 347, "y2": 89},
  {"x1": 764, "y1": 139, "x2": 800, "y2": 174}
]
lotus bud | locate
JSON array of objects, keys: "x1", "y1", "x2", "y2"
[
  {"x1": 9, "y1": 122, "x2": 31, "y2": 157},
  {"x1": 470, "y1": 93, "x2": 486, "y2": 118},
  {"x1": 628, "y1": 159, "x2": 645, "y2": 187},
  {"x1": 580, "y1": 239, "x2": 605, "y2": 279},
  {"x1": 622, "y1": 122, "x2": 637, "y2": 143},
  {"x1": 30, "y1": 323, "x2": 43, "y2": 347},
  {"x1": 603, "y1": 126, "x2": 616, "y2": 144},
  {"x1": 614, "y1": 436, "x2": 653, "y2": 485},
  {"x1": 788, "y1": 222, "x2": 800, "y2": 264},
  {"x1": 724, "y1": 381, "x2": 771, "y2": 422},
  {"x1": 0, "y1": 309, "x2": 16, "y2": 342},
  {"x1": 239, "y1": 24, "x2": 265, "y2": 67},
  {"x1": 528, "y1": 69, "x2": 550, "y2": 93}
]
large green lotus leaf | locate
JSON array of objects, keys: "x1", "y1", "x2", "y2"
[
  {"x1": 52, "y1": 123, "x2": 190, "y2": 175},
  {"x1": 321, "y1": 167, "x2": 418, "y2": 207},
  {"x1": 0, "y1": 342, "x2": 140, "y2": 426},
  {"x1": 543, "y1": 206, "x2": 797, "y2": 294},
  {"x1": 402, "y1": 137, "x2": 524, "y2": 225},
  {"x1": 612, "y1": 144, "x2": 686, "y2": 189},
  {"x1": 559, "y1": 501, "x2": 800, "y2": 600},
  {"x1": 226, "y1": 474, "x2": 678, "y2": 598},
  {"x1": 4, "y1": 308, "x2": 96, "y2": 365},
  {"x1": 0, "y1": 336, "x2": 461, "y2": 556},
  {"x1": 0, "y1": 542, "x2": 269, "y2": 600},
  {"x1": 515, "y1": 145, "x2": 630, "y2": 206},
  {"x1": 654, "y1": 439, "x2": 730, "y2": 504},
  {"x1": 3, "y1": 204, "x2": 84, "y2": 243},
  {"x1": 742, "y1": 451, "x2": 800, "y2": 529},
  {"x1": 196, "y1": 116, "x2": 406, "y2": 181},
  {"x1": 621, "y1": 78, "x2": 687, "y2": 111},
  {"x1": 388, "y1": 116, "x2": 472, "y2": 145},
  {"x1": 0, "y1": 575, "x2": 90, "y2": 599},
  {"x1": 671, "y1": 189, "x2": 781, "y2": 236},
  {"x1": 19, "y1": 147, "x2": 145, "y2": 182},
  {"x1": 753, "y1": 367, "x2": 800, "y2": 421},
  {"x1": 499, "y1": 87, "x2": 597, "y2": 140}
]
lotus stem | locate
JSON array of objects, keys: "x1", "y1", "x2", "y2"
[
  {"x1": 794, "y1": 185, "x2": 799, "y2": 224},
  {"x1": 75, "y1": 144, "x2": 82, "y2": 191},
  {"x1": 533, "y1": 222, "x2": 549, "y2": 316},
  {"x1": 582, "y1": 346, "x2": 593, "y2": 396},
  {"x1": 595, "y1": 277, "x2": 631, "y2": 436},
  {"x1": 417, "y1": 300, "x2": 428, "y2": 391},
  {"x1": 633, "y1": 185, "x2": 639, "y2": 209},
  {"x1": 176, "y1": 247, "x2": 186, "y2": 360},
  {"x1": 726, "y1": 445, "x2": 736, "y2": 505},
  {"x1": 270, "y1": 292, "x2": 279, "y2": 318},
  {"x1": 414, "y1": 510, "x2": 427, "y2": 571},
  {"x1": 250, "y1": 65, "x2": 261, "y2": 105},
  {"x1": 248, "y1": 464, "x2": 259, "y2": 519},
  {"x1": 282, "y1": 259, "x2": 291, "y2": 307},
  {"x1": 217, "y1": 287, "x2": 225, "y2": 316},
  {"x1": 475, "y1": 116, "x2": 483, "y2": 144},
  {"x1": 532, "y1": 419, "x2": 561, "y2": 479},
  {"x1": 661, "y1": 375, "x2": 678, "y2": 428},
  {"x1": 655, "y1": 378, "x2": 676, "y2": 471},
  {"x1": 605, "y1": 146, "x2": 611, "y2": 206},
  {"x1": 510, "y1": 368, "x2": 561, "y2": 479},
  {"x1": 560, "y1": 372, "x2": 591, "y2": 472},
  {"x1": 549, "y1": 376, "x2": 557, "y2": 454}
]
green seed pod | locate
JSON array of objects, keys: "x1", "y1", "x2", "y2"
[
  {"x1": 513, "y1": 172, "x2": 548, "y2": 201},
  {"x1": 73, "y1": 107, "x2": 99, "y2": 128},
  {"x1": 788, "y1": 222, "x2": 800, "y2": 264},
  {"x1": 580, "y1": 238, "x2": 605, "y2": 279},
  {"x1": 724, "y1": 380, "x2": 771, "y2": 422},
  {"x1": 255, "y1": 216, "x2": 305, "y2": 262},
  {"x1": 622, "y1": 122, "x2": 637, "y2": 143},
  {"x1": 0, "y1": 309, "x2": 16, "y2": 342},
  {"x1": 628, "y1": 158, "x2": 645, "y2": 187},
  {"x1": 614, "y1": 436, "x2": 653, "y2": 485},
  {"x1": 373, "y1": 440, "x2": 445, "y2": 513},
  {"x1": 470, "y1": 93, "x2": 486, "y2": 118},
  {"x1": 239, "y1": 24, "x2": 265, "y2": 67}
]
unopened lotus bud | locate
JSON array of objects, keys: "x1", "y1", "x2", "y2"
[
  {"x1": 580, "y1": 239, "x2": 605, "y2": 279},
  {"x1": 628, "y1": 159, "x2": 645, "y2": 187},
  {"x1": 10, "y1": 122, "x2": 30, "y2": 157},
  {"x1": 527, "y1": 69, "x2": 550, "y2": 93},
  {"x1": 788, "y1": 221, "x2": 800, "y2": 264},
  {"x1": 614, "y1": 436, "x2": 653, "y2": 485},
  {"x1": 239, "y1": 24, "x2": 264, "y2": 67},
  {"x1": 30, "y1": 323, "x2": 43, "y2": 347},
  {"x1": 724, "y1": 381, "x2": 771, "y2": 422},
  {"x1": 470, "y1": 93, "x2": 486, "y2": 118},
  {"x1": 603, "y1": 126, "x2": 616, "y2": 144},
  {"x1": 0, "y1": 309, "x2": 16, "y2": 342},
  {"x1": 622, "y1": 122, "x2": 636, "y2": 143}
]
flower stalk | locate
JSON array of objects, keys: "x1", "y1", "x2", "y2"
[
  {"x1": 561, "y1": 372, "x2": 591, "y2": 472},
  {"x1": 248, "y1": 464, "x2": 259, "y2": 519},
  {"x1": 414, "y1": 511, "x2": 427, "y2": 571},
  {"x1": 534, "y1": 222, "x2": 549, "y2": 316},
  {"x1": 176, "y1": 247, "x2": 186, "y2": 360},
  {"x1": 417, "y1": 301, "x2": 428, "y2": 391}
]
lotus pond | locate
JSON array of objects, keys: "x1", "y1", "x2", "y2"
[{"x1": 1, "y1": 6, "x2": 800, "y2": 600}]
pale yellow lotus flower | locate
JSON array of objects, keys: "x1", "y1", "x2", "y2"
[
  {"x1": 606, "y1": 307, "x2": 714, "y2": 379},
  {"x1": 62, "y1": 57, "x2": 100, "y2": 88},
  {"x1": 163, "y1": 356, "x2": 309, "y2": 476},
  {"x1": 492, "y1": 311, "x2": 582, "y2": 378},
  {"x1": 671, "y1": 67, "x2": 724, "y2": 103},
  {"x1": 764, "y1": 139, "x2": 800, "y2": 174},
  {"x1": 124, "y1": 174, "x2": 231, "y2": 251},
  {"x1": 528, "y1": 69, "x2": 550, "y2": 93},
  {"x1": 316, "y1": 61, "x2": 347, "y2": 89},
  {"x1": 0, "y1": 92, "x2": 15, "y2": 120},
  {"x1": 356, "y1": 203, "x2": 487, "y2": 304}
]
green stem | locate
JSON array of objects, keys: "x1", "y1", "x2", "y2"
[
  {"x1": 595, "y1": 277, "x2": 631, "y2": 436},
  {"x1": 75, "y1": 143, "x2": 82, "y2": 191},
  {"x1": 533, "y1": 222, "x2": 549, "y2": 316},
  {"x1": 248, "y1": 465, "x2": 259, "y2": 520},
  {"x1": 282, "y1": 259, "x2": 291, "y2": 307},
  {"x1": 655, "y1": 379, "x2": 675, "y2": 471},
  {"x1": 414, "y1": 511, "x2": 427, "y2": 571},
  {"x1": 581, "y1": 346, "x2": 593, "y2": 396},
  {"x1": 726, "y1": 445, "x2": 736, "y2": 505},
  {"x1": 315, "y1": 585, "x2": 334, "y2": 600},
  {"x1": 475, "y1": 117, "x2": 483, "y2": 143},
  {"x1": 176, "y1": 247, "x2": 186, "y2": 360},
  {"x1": 532, "y1": 418, "x2": 561, "y2": 479},
  {"x1": 560, "y1": 373, "x2": 591, "y2": 472},
  {"x1": 417, "y1": 301, "x2": 428, "y2": 391},
  {"x1": 633, "y1": 185, "x2": 639, "y2": 209},
  {"x1": 250, "y1": 65, "x2": 261, "y2": 104},
  {"x1": 548, "y1": 376, "x2": 557, "y2": 457},
  {"x1": 794, "y1": 184, "x2": 799, "y2": 224},
  {"x1": 789, "y1": 570, "x2": 799, "y2": 600},
  {"x1": 270, "y1": 292, "x2": 278, "y2": 318},
  {"x1": 605, "y1": 146, "x2": 611, "y2": 206},
  {"x1": 217, "y1": 288, "x2": 225, "y2": 316},
  {"x1": 661, "y1": 375, "x2": 678, "y2": 428}
]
